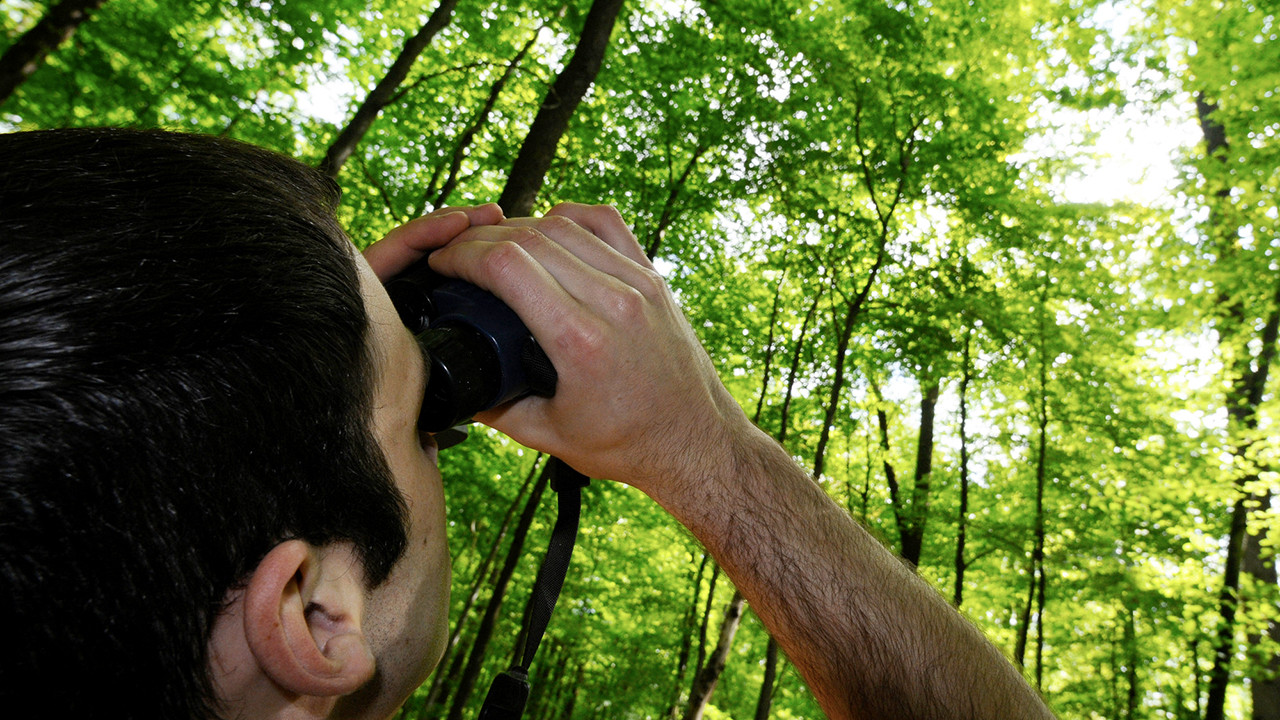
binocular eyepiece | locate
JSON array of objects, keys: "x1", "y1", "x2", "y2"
[{"x1": 384, "y1": 260, "x2": 558, "y2": 433}]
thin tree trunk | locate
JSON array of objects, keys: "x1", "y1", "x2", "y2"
[
  {"x1": 560, "y1": 664, "x2": 584, "y2": 719},
  {"x1": 1198, "y1": 93, "x2": 1280, "y2": 720},
  {"x1": 1017, "y1": 296, "x2": 1050, "y2": 673},
  {"x1": 954, "y1": 330, "x2": 973, "y2": 606},
  {"x1": 812, "y1": 298, "x2": 860, "y2": 480},
  {"x1": 778, "y1": 292, "x2": 822, "y2": 445},
  {"x1": 1125, "y1": 607, "x2": 1138, "y2": 720},
  {"x1": 899, "y1": 377, "x2": 940, "y2": 566},
  {"x1": 418, "y1": 456, "x2": 542, "y2": 718},
  {"x1": 0, "y1": 0, "x2": 106, "y2": 106},
  {"x1": 682, "y1": 590, "x2": 746, "y2": 720},
  {"x1": 428, "y1": 27, "x2": 541, "y2": 209},
  {"x1": 693, "y1": 564, "x2": 720, "y2": 681},
  {"x1": 498, "y1": 0, "x2": 626, "y2": 216},
  {"x1": 445, "y1": 462, "x2": 553, "y2": 720},
  {"x1": 644, "y1": 143, "x2": 711, "y2": 259},
  {"x1": 665, "y1": 553, "x2": 711, "y2": 718},
  {"x1": 319, "y1": 0, "x2": 459, "y2": 177},
  {"x1": 1244, "y1": 495, "x2": 1280, "y2": 720},
  {"x1": 752, "y1": 638, "x2": 780, "y2": 720},
  {"x1": 875, "y1": 399, "x2": 901, "y2": 515},
  {"x1": 752, "y1": 271, "x2": 788, "y2": 423}
]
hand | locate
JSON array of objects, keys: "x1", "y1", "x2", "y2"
[
  {"x1": 425, "y1": 203, "x2": 753, "y2": 500},
  {"x1": 361, "y1": 204, "x2": 505, "y2": 282}
]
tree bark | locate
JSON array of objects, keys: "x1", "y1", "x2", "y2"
[
  {"x1": 665, "y1": 553, "x2": 711, "y2": 718},
  {"x1": 752, "y1": 637, "x2": 780, "y2": 720},
  {"x1": 1017, "y1": 293, "x2": 1050, "y2": 679},
  {"x1": 644, "y1": 143, "x2": 711, "y2": 259},
  {"x1": 0, "y1": 0, "x2": 107, "y2": 106},
  {"x1": 497, "y1": 0, "x2": 626, "y2": 216},
  {"x1": 319, "y1": 0, "x2": 459, "y2": 177},
  {"x1": 1197, "y1": 93, "x2": 1280, "y2": 720},
  {"x1": 428, "y1": 27, "x2": 541, "y2": 209},
  {"x1": 812, "y1": 297, "x2": 860, "y2": 480},
  {"x1": 681, "y1": 590, "x2": 745, "y2": 720},
  {"x1": 899, "y1": 377, "x2": 940, "y2": 567},
  {"x1": 445, "y1": 461, "x2": 553, "y2": 720},
  {"x1": 953, "y1": 330, "x2": 973, "y2": 607},
  {"x1": 417, "y1": 456, "x2": 542, "y2": 718}
]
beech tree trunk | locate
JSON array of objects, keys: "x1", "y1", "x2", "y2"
[
  {"x1": 319, "y1": 0, "x2": 459, "y2": 177},
  {"x1": 445, "y1": 461, "x2": 553, "y2": 720},
  {"x1": 497, "y1": 0, "x2": 626, "y2": 216},
  {"x1": 665, "y1": 553, "x2": 710, "y2": 718},
  {"x1": 953, "y1": 330, "x2": 973, "y2": 607},
  {"x1": 415, "y1": 456, "x2": 542, "y2": 718},
  {"x1": 1017, "y1": 291, "x2": 1050, "y2": 691},
  {"x1": 428, "y1": 27, "x2": 540, "y2": 210},
  {"x1": 1198, "y1": 93, "x2": 1280, "y2": 720},
  {"x1": 752, "y1": 638, "x2": 780, "y2": 720},
  {"x1": 681, "y1": 590, "x2": 745, "y2": 720},
  {"x1": 899, "y1": 377, "x2": 939, "y2": 567},
  {"x1": 0, "y1": 0, "x2": 106, "y2": 106}
]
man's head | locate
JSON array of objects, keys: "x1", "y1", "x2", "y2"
[{"x1": 0, "y1": 128, "x2": 449, "y2": 718}]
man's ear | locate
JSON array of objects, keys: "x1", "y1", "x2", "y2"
[{"x1": 242, "y1": 540, "x2": 376, "y2": 698}]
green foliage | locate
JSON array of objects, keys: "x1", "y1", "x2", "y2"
[{"x1": 3, "y1": 0, "x2": 1277, "y2": 717}]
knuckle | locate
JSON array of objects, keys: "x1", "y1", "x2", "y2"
[
  {"x1": 480, "y1": 240, "x2": 528, "y2": 282},
  {"x1": 555, "y1": 318, "x2": 607, "y2": 361},
  {"x1": 632, "y1": 266, "x2": 668, "y2": 298},
  {"x1": 537, "y1": 214, "x2": 580, "y2": 236},
  {"x1": 548, "y1": 201, "x2": 580, "y2": 215},
  {"x1": 593, "y1": 204, "x2": 625, "y2": 223},
  {"x1": 605, "y1": 285, "x2": 647, "y2": 322}
]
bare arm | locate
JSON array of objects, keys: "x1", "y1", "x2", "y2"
[{"x1": 369, "y1": 203, "x2": 1054, "y2": 720}]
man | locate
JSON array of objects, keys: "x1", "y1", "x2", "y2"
[{"x1": 0, "y1": 128, "x2": 1054, "y2": 719}]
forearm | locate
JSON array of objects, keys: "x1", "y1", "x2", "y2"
[{"x1": 654, "y1": 423, "x2": 1054, "y2": 720}]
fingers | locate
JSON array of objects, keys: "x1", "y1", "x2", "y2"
[
  {"x1": 362, "y1": 204, "x2": 504, "y2": 281},
  {"x1": 545, "y1": 202, "x2": 655, "y2": 270},
  {"x1": 432, "y1": 222, "x2": 643, "y2": 308}
]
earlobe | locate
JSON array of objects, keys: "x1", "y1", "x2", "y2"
[{"x1": 243, "y1": 540, "x2": 376, "y2": 699}]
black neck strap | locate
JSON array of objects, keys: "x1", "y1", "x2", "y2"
[{"x1": 477, "y1": 457, "x2": 589, "y2": 720}]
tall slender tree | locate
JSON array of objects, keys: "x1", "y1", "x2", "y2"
[{"x1": 0, "y1": 0, "x2": 107, "y2": 105}]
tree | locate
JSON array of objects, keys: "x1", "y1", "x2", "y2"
[
  {"x1": 0, "y1": 0, "x2": 107, "y2": 105},
  {"x1": 497, "y1": 0, "x2": 626, "y2": 216},
  {"x1": 319, "y1": 0, "x2": 460, "y2": 177}
]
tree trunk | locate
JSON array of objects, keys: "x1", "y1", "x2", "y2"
[
  {"x1": 319, "y1": 0, "x2": 459, "y2": 177},
  {"x1": 812, "y1": 298, "x2": 860, "y2": 480},
  {"x1": 428, "y1": 26, "x2": 541, "y2": 210},
  {"x1": 497, "y1": 0, "x2": 626, "y2": 216},
  {"x1": 682, "y1": 590, "x2": 746, "y2": 720},
  {"x1": 417, "y1": 457, "x2": 542, "y2": 718},
  {"x1": 899, "y1": 377, "x2": 939, "y2": 567},
  {"x1": 0, "y1": 0, "x2": 106, "y2": 106},
  {"x1": 445, "y1": 461, "x2": 553, "y2": 720},
  {"x1": 1197, "y1": 93, "x2": 1280, "y2": 720},
  {"x1": 1244, "y1": 497, "x2": 1280, "y2": 720},
  {"x1": 953, "y1": 330, "x2": 973, "y2": 606},
  {"x1": 777, "y1": 291, "x2": 822, "y2": 445},
  {"x1": 1017, "y1": 296, "x2": 1050, "y2": 675},
  {"x1": 1124, "y1": 607, "x2": 1138, "y2": 720},
  {"x1": 644, "y1": 143, "x2": 711, "y2": 259},
  {"x1": 752, "y1": 638, "x2": 780, "y2": 720},
  {"x1": 665, "y1": 553, "x2": 710, "y2": 718}
]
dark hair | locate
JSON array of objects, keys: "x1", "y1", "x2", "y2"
[{"x1": 0, "y1": 128, "x2": 408, "y2": 718}]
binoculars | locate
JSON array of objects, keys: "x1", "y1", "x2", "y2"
[{"x1": 385, "y1": 260, "x2": 558, "y2": 433}]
